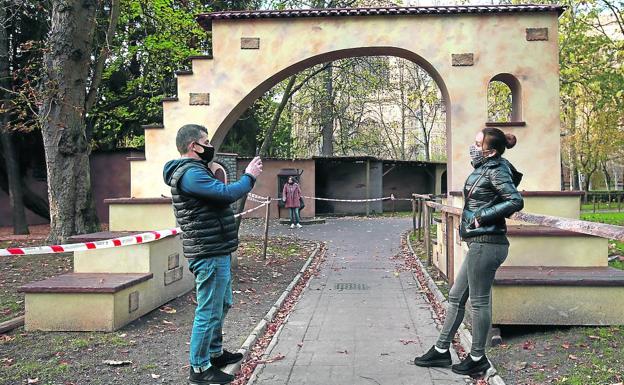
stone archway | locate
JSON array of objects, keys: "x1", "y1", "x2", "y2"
[{"x1": 130, "y1": 4, "x2": 563, "y2": 202}]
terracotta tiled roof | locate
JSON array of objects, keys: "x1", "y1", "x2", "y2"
[{"x1": 197, "y1": 4, "x2": 565, "y2": 30}]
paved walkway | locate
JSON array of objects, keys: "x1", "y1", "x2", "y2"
[{"x1": 242, "y1": 218, "x2": 466, "y2": 385}]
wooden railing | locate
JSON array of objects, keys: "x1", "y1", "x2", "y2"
[{"x1": 411, "y1": 193, "x2": 624, "y2": 286}]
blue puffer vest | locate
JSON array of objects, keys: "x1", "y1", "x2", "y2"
[{"x1": 167, "y1": 160, "x2": 239, "y2": 258}]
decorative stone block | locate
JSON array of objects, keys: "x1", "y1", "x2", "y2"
[
  {"x1": 241, "y1": 37, "x2": 260, "y2": 49},
  {"x1": 189, "y1": 93, "x2": 210, "y2": 106},
  {"x1": 164, "y1": 266, "x2": 183, "y2": 286},
  {"x1": 451, "y1": 53, "x2": 474, "y2": 66},
  {"x1": 168, "y1": 253, "x2": 180, "y2": 270},
  {"x1": 526, "y1": 28, "x2": 548, "y2": 41},
  {"x1": 129, "y1": 291, "x2": 139, "y2": 313}
]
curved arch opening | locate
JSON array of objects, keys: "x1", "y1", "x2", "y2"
[
  {"x1": 487, "y1": 73, "x2": 522, "y2": 123},
  {"x1": 211, "y1": 47, "x2": 451, "y2": 157}
]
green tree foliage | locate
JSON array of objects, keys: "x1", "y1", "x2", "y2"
[
  {"x1": 487, "y1": 81, "x2": 513, "y2": 123},
  {"x1": 559, "y1": 0, "x2": 624, "y2": 190},
  {"x1": 89, "y1": 0, "x2": 212, "y2": 150}
]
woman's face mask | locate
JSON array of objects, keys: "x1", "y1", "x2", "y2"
[{"x1": 469, "y1": 142, "x2": 494, "y2": 167}]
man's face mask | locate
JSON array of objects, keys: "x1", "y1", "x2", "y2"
[{"x1": 194, "y1": 142, "x2": 215, "y2": 162}]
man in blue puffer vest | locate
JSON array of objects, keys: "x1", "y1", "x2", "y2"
[{"x1": 163, "y1": 124, "x2": 263, "y2": 385}]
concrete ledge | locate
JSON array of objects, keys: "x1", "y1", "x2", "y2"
[
  {"x1": 106, "y1": 200, "x2": 176, "y2": 231},
  {"x1": 22, "y1": 279, "x2": 153, "y2": 331},
  {"x1": 21, "y1": 236, "x2": 195, "y2": 331},
  {"x1": 279, "y1": 218, "x2": 326, "y2": 225},
  {"x1": 506, "y1": 225, "x2": 597, "y2": 237},
  {"x1": 506, "y1": 231, "x2": 607, "y2": 267},
  {"x1": 449, "y1": 191, "x2": 584, "y2": 197},
  {"x1": 495, "y1": 266, "x2": 624, "y2": 286},
  {"x1": 492, "y1": 285, "x2": 624, "y2": 325},
  {"x1": 19, "y1": 273, "x2": 153, "y2": 294}
]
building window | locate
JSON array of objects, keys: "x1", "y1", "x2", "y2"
[{"x1": 487, "y1": 73, "x2": 523, "y2": 125}]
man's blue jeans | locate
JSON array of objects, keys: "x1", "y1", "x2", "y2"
[{"x1": 188, "y1": 255, "x2": 233, "y2": 372}]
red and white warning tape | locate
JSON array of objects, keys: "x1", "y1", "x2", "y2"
[
  {"x1": 0, "y1": 201, "x2": 269, "y2": 257},
  {"x1": 301, "y1": 195, "x2": 394, "y2": 203},
  {"x1": 0, "y1": 228, "x2": 181, "y2": 257},
  {"x1": 251, "y1": 192, "x2": 414, "y2": 203},
  {"x1": 234, "y1": 200, "x2": 269, "y2": 217}
]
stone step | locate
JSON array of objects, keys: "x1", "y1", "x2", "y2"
[
  {"x1": 278, "y1": 218, "x2": 326, "y2": 225},
  {"x1": 492, "y1": 266, "x2": 624, "y2": 325},
  {"x1": 19, "y1": 273, "x2": 153, "y2": 331},
  {"x1": 105, "y1": 197, "x2": 175, "y2": 231},
  {"x1": 505, "y1": 225, "x2": 608, "y2": 267},
  {"x1": 20, "y1": 235, "x2": 195, "y2": 332},
  {"x1": 447, "y1": 191, "x2": 583, "y2": 220}
]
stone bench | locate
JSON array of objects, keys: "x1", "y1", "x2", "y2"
[
  {"x1": 19, "y1": 232, "x2": 194, "y2": 331},
  {"x1": 505, "y1": 225, "x2": 607, "y2": 267},
  {"x1": 19, "y1": 273, "x2": 153, "y2": 331},
  {"x1": 492, "y1": 266, "x2": 624, "y2": 325}
]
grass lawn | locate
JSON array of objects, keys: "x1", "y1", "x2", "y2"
[
  {"x1": 580, "y1": 212, "x2": 624, "y2": 268},
  {"x1": 581, "y1": 202, "x2": 624, "y2": 212},
  {"x1": 580, "y1": 211, "x2": 624, "y2": 226}
]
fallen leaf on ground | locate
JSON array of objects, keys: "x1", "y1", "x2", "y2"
[
  {"x1": 163, "y1": 320, "x2": 174, "y2": 325},
  {"x1": 262, "y1": 353, "x2": 286, "y2": 363},
  {"x1": 27, "y1": 378, "x2": 39, "y2": 384},
  {"x1": 102, "y1": 360, "x2": 132, "y2": 366},
  {"x1": 562, "y1": 342, "x2": 571, "y2": 349},
  {"x1": 151, "y1": 374, "x2": 161, "y2": 379},
  {"x1": 0, "y1": 335, "x2": 15, "y2": 342},
  {"x1": 522, "y1": 340, "x2": 535, "y2": 350},
  {"x1": 568, "y1": 354, "x2": 578, "y2": 360},
  {"x1": 159, "y1": 306, "x2": 176, "y2": 314},
  {"x1": 588, "y1": 335, "x2": 601, "y2": 340}
]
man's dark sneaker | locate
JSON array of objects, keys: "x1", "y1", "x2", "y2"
[
  {"x1": 451, "y1": 355, "x2": 491, "y2": 376},
  {"x1": 188, "y1": 366, "x2": 234, "y2": 385},
  {"x1": 414, "y1": 345, "x2": 452, "y2": 367},
  {"x1": 210, "y1": 350, "x2": 244, "y2": 369}
]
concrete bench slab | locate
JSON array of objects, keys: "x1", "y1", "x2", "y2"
[
  {"x1": 493, "y1": 266, "x2": 624, "y2": 325},
  {"x1": 19, "y1": 273, "x2": 154, "y2": 331}
]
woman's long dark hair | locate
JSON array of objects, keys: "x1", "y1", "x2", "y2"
[{"x1": 482, "y1": 127, "x2": 517, "y2": 156}]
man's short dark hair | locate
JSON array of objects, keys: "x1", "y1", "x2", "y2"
[{"x1": 176, "y1": 124, "x2": 208, "y2": 154}]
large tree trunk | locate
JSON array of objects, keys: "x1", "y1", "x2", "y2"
[
  {"x1": 39, "y1": 0, "x2": 100, "y2": 243},
  {"x1": 321, "y1": 63, "x2": 334, "y2": 156},
  {"x1": 0, "y1": 4, "x2": 28, "y2": 234}
]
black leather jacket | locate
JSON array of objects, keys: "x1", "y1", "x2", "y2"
[{"x1": 460, "y1": 156, "x2": 524, "y2": 240}]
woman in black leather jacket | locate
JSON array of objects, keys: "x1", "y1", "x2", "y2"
[{"x1": 414, "y1": 127, "x2": 524, "y2": 376}]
